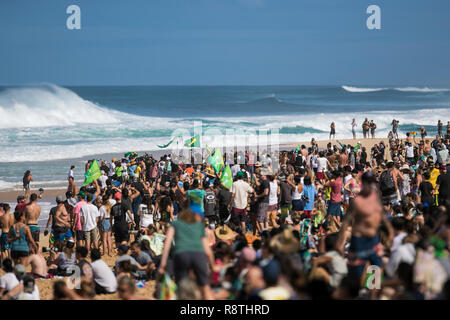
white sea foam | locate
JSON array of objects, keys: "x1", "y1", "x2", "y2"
[
  {"x1": 342, "y1": 86, "x2": 386, "y2": 93},
  {"x1": 394, "y1": 87, "x2": 450, "y2": 93},
  {"x1": 0, "y1": 84, "x2": 121, "y2": 129}
]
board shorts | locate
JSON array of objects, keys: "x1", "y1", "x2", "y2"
[
  {"x1": 53, "y1": 226, "x2": 73, "y2": 242},
  {"x1": 292, "y1": 199, "x2": 304, "y2": 212},
  {"x1": 267, "y1": 204, "x2": 278, "y2": 220},
  {"x1": 0, "y1": 233, "x2": 10, "y2": 251},
  {"x1": 327, "y1": 201, "x2": 342, "y2": 217},
  {"x1": 280, "y1": 204, "x2": 291, "y2": 219},
  {"x1": 231, "y1": 207, "x2": 247, "y2": 223},
  {"x1": 256, "y1": 202, "x2": 269, "y2": 223},
  {"x1": 28, "y1": 225, "x2": 40, "y2": 243},
  {"x1": 304, "y1": 210, "x2": 313, "y2": 219},
  {"x1": 347, "y1": 234, "x2": 382, "y2": 277},
  {"x1": 76, "y1": 230, "x2": 86, "y2": 241}
]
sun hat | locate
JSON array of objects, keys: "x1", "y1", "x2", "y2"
[
  {"x1": 254, "y1": 161, "x2": 262, "y2": 167},
  {"x1": 215, "y1": 225, "x2": 234, "y2": 241},
  {"x1": 269, "y1": 229, "x2": 300, "y2": 254},
  {"x1": 400, "y1": 164, "x2": 410, "y2": 171}
]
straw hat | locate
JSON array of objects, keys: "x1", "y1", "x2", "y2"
[
  {"x1": 215, "y1": 225, "x2": 234, "y2": 241},
  {"x1": 269, "y1": 229, "x2": 300, "y2": 254}
]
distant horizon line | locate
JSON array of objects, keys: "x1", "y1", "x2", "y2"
[{"x1": 1, "y1": 83, "x2": 450, "y2": 87}]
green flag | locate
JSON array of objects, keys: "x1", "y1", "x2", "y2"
[
  {"x1": 206, "y1": 144, "x2": 213, "y2": 156},
  {"x1": 220, "y1": 164, "x2": 233, "y2": 189},
  {"x1": 184, "y1": 134, "x2": 200, "y2": 148},
  {"x1": 208, "y1": 148, "x2": 224, "y2": 173},
  {"x1": 157, "y1": 135, "x2": 178, "y2": 149},
  {"x1": 295, "y1": 145, "x2": 301, "y2": 153},
  {"x1": 83, "y1": 159, "x2": 101, "y2": 186},
  {"x1": 353, "y1": 143, "x2": 361, "y2": 152}
]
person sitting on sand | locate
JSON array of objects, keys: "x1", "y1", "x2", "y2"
[{"x1": 28, "y1": 248, "x2": 49, "y2": 279}]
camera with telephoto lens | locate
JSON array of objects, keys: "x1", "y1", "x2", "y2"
[{"x1": 42, "y1": 247, "x2": 59, "y2": 253}]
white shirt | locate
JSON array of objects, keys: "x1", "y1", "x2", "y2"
[
  {"x1": 0, "y1": 273, "x2": 19, "y2": 292},
  {"x1": 99, "y1": 205, "x2": 110, "y2": 219},
  {"x1": 231, "y1": 180, "x2": 254, "y2": 210},
  {"x1": 98, "y1": 175, "x2": 108, "y2": 189},
  {"x1": 269, "y1": 180, "x2": 278, "y2": 205},
  {"x1": 68, "y1": 170, "x2": 74, "y2": 179},
  {"x1": 108, "y1": 163, "x2": 116, "y2": 177},
  {"x1": 80, "y1": 203, "x2": 100, "y2": 231},
  {"x1": 405, "y1": 145, "x2": 414, "y2": 158},
  {"x1": 316, "y1": 157, "x2": 328, "y2": 173},
  {"x1": 91, "y1": 260, "x2": 118, "y2": 293},
  {"x1": 138, "y1": 203, "x2": 154, "y2": 228}
]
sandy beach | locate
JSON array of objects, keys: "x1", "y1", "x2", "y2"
[{"x1": 0, "y1": 232, "x2": 157, "y2": 300}]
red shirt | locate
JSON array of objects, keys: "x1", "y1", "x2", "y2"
[
  {"x1": 15, "y1": 202, "x2": 28, "y2": 213},
  {"x1": 327, "y1": 178, "x2": 343, "y2": 203}
]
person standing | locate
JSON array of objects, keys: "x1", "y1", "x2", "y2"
[
  {"x1": 228, "y1": 171, "x2": 253, "y2": 231},
  {"x1": 24, "y1": 193, "x2": 41, "y2": 251},
  {"x1": 420, "y1": 126, "x2": 427, "y2": 141},
  {"x1": 362, "y1": 118, "x2": 370, "y2": 139},
  {"x1": 7, "y1": 211, "x2": 37, "y2": 265},
  {"x1": 351, "y1": 119, "x2": 357, "y2": 140},
  {"x1": 330, "y1": 122, "x2": 336, "y2": 140},
  {"x1": 0, "y1": 204, "x2": 13, "y2": 260},
  {"x1": 392, "y1": 119, "x2": 399, "y2": 139},
  {"x1": 437, "y1": 120, "x2": 443, "y2": 139},
  {"x1": 370, "y1": 120, "x2": 377, "y2": 139},
  {"x1": 79, "y1": 193, "x2": 100, "y2": 251},
  {"x1": 22, "y1": 171, "x2": 33, "y2": 201}
]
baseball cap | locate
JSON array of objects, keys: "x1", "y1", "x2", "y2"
[
  {"x1": 114, "y1": 192, "x2": 122, "y2": 200},
  {"x1": 77, "y1": 191, "x2": 85, "y2": 198},
  {"x1": 262, "y1": 259, "x2": 281, "y2": 286},
  {"x1": 118, "y1": 244, "x2": 129, "y2": 253},
  {"x1": 56, "y1": 195, "x2": 64, "y2": 203},
  {"x1": 236, "y1": 171, "x2": 245, "y2": 178},
  {"x1": 17, "y1": 195, "x2": 25, "y2": 201}
]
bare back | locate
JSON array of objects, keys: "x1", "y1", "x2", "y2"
[{"x1": 25, "y1": 202, "x2": 41, "y2": 225}]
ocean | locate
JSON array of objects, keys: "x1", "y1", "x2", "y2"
[{"x1": 0, "y1": 84, "x2": 449, "y2": 192}]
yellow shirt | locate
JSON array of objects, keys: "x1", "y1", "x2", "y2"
[{"x1": 429, "y1": 168, "x2": 440, "y2": 189}]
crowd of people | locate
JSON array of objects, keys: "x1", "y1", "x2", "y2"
[{"x1": 0, "y1": 119, "x2": 449, "y2": 300}]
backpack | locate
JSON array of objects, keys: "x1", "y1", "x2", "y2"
[{"x1": 380, "y1": 170, "x2": 395, "y2": 196}]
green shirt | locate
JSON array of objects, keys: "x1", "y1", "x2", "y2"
[
  {"x1": 186, "y1": 189, "x2": 206, "y2": 212},
  {"x1": 171, "y1": 220, "x2": 205, "y2": 255}
]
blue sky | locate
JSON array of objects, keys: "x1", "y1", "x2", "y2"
[{"x1": 1, "y1": 0, "x2": 449, "y2": 85}]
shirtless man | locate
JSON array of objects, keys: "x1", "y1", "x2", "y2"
[
  {"x1": 24, "y1": 193, "x2": 41, "y2": 250},
  {"x1": 338, "y1": 149, "x2": 348, "y2": 169},
  {"x1": 53, "y1": 195, "x2": 73, "y2": 250},
  {"x1": 336, "y1": 171, "x2": 393, "y2": 283},
  {"x1": 0, "y1": 204, "x2": 14, "y2": 260},
  {"x1": 27, "y1": 248, "x2": 48, "y2": 279}
]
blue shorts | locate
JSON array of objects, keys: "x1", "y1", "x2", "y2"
[
  {"x1": 292, "y1": 199, "x2": 304, "y2": 212},
  {"x1": 327, "y1": 201, "x2": 342, "y2": 217},
  {"x1": 0, "y1": 233, "x2": 10, "y2": 251},
  {"x1": 54, "y1": 228, "x2": 73, "y2": 242},
  {"x1": 101, "y1": 219, "x2": 111, "y2": 232},
  {"x1": 347, "y1": 234, "x2": 382, "y2": 277}
]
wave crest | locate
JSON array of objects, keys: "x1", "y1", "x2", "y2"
[{"x1": 0, "y1": 84, "x2": 120, "y2": 129}]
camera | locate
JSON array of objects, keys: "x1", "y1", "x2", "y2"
[{"x1": 42, "y1": 247, "x2": 59, "y2": 253}]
